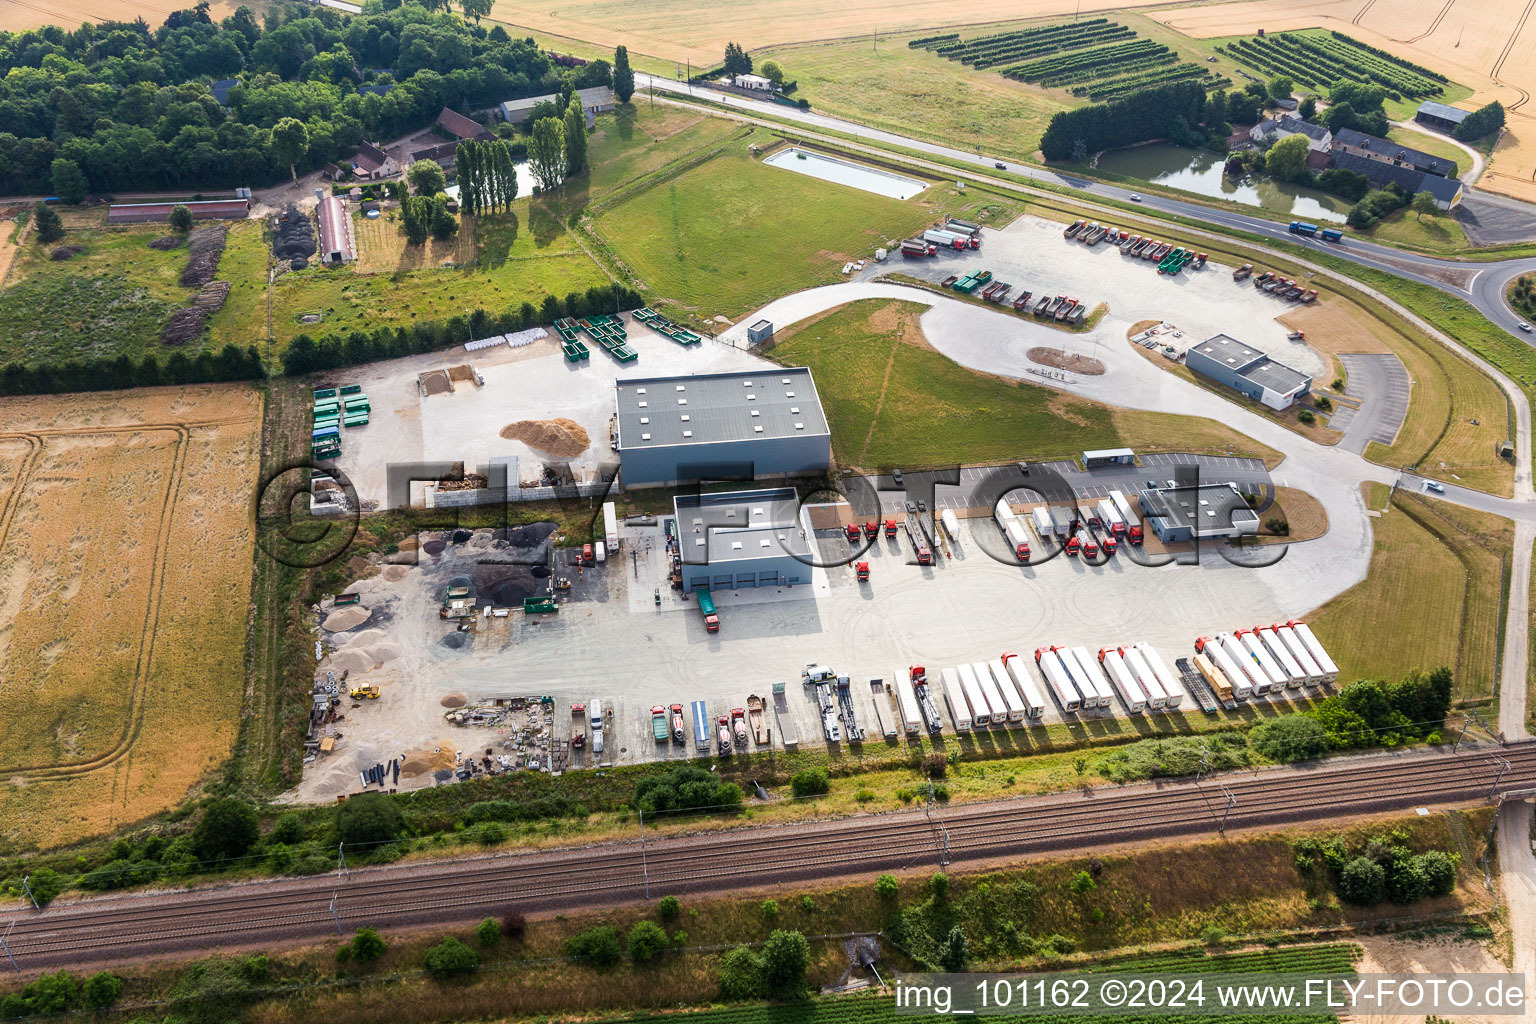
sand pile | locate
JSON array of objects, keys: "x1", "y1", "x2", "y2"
[
  {"x1": 441, "y1": 693, "x2": 467, "y2": 708},
  {"x1": 336, "y1": 627, "x2": 386, "y2": 648},
  {"x1": 329, "y1": 648, "x2": 376, "y2": 675},
  {"x1": 323, "y1": 605, "x2": 371, "y2": 631},
  {"x1": 380, "y1": 564, "x2": 411, "y2": 582},
  {"x1": 400, "y1": 746, "x2": 456, "y2": 777},
  {"x1": 499, "y1": 418, "x2": 590, "y2": 457},
  {"x1": 369, "y1": 641, "x2": 402, "y2": 664}
]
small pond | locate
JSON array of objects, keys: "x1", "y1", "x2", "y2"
[
  {"x1": 1093, "y1": 144, "x2": 1349, "y2": 223},
  {"x1": 763, "y1": 147, "x2": 927, "y2": 200}
]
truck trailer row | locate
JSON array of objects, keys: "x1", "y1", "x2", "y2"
[{"x1": 1191, "y1": 620, "x2": 1338, "y2": 705}]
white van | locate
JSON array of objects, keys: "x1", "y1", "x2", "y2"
[{"x1": 589, "y1": 698, "x2": 605, "y2": 753}]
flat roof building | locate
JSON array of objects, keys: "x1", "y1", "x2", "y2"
[
  {"x1": 1137, "y1": 483, "x2": 1259, "y2": 543},
  {"x1": 616, "y1": 367, "x2": 831, "y2": 486},
  {"x1": 1185, "y1": 334, "x2": 1311, "y2": 410},
  {"x1": 673, "y1": 487, "x2": 813, "y2": 593},
  {"x1": 107, "y1": 198, "x2": 249, "y2": 224},
  {"x1": 1083, "y1": 447, "x2": 1135, "y2": 468}
]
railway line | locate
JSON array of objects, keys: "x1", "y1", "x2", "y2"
[{"x1": 4, "y1": 742, "x2": 1534, "y2": 971}]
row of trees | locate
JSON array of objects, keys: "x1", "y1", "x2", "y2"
[
  {"x1": 1040, "y1": 80, "x2": 1210, "y2": 160},
  {"x1": 1454, "y1": 99, "x2": 1505, "y2": 142},
  {"x1": 1245, "y1": 668, "x2": 1454, "y2": 763},
  {"x1": 0, "y1": 3, "x2": 610, "y2": 196},
  {"x1": 454, "y1": 138, "x2": 520, "y2": 215},
  {"x1": 0, "y1": 343, "x2": 264, "y2": 397},
  {"x1": 522, "y1": 93, "x2": 588, "y2": 192}
]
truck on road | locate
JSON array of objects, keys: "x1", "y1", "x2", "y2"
[
  {"x1": 1289, "y1": 221, "x2": 1319, "y2": 237},
  {"x1": 1320, "y1": 227, "x2": 1344, "y2": 242},
  {"x1": 696, "y1": 588, "x2": 720, "y2": 633}
]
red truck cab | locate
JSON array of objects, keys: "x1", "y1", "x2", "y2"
[
  {"x1": 856, "y1": 561, "x2": 870, "y2": 582},
  {"x1": 581, "y1": 543, "x2": 594, "y2": 565},
  {"x1": 1078, "y1": 528, "x2": 1098, "y2": 557},
  {"x1": 1098, "y1": 528, "x2": 1117, "y2": 556},
  {"x1": 863, "y1": 521, "x2": 878, "y2": 539},
  {"x1": 844, "y1": 523, "x2": 861, "y2": 542},
  {"x1": 1065, "y1": 532, "x2": 1081, "y2": 556},
  {"x1": 884, "y1": 518, "x2": 898, "y2": 538}
]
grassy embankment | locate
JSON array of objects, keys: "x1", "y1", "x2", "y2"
[
  {"x1": 1309, "y1": 483, "x2": 1511, "y2": 703},
  {"x1": 1, "y1": 813, "x2": 1488, "y2": 1024},
  {"x1": 767, "y1": 298, "x2": 1281, "y2": 469}
]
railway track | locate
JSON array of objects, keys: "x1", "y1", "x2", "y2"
[{"x1": 4, "y1": 743, "x2": 1534, "y2": 970}]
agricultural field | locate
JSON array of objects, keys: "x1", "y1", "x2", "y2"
[
  {"x1": 1216, "y1": 30, "x2": 1449, "y2": 101},
  {"x1": 769, "y1": 299, "x2": 1279, "y2": 470},
  {"x1": 0, "y1": 385, "x2": 263, "y2": 850},
  {"x1": 0, "y1": 0, "x2": 254, "y2": 31},
  {"x1": 485, "y1": 0, "x2": 1178, "y2": 67},
  {"x1": 593, "y1": 132, "x2": 942, "y2": 317},
  {"x1": 920, "y1": 19, "x2": 1229, "y2": 101},
  {"x1": 1149, "y1": 0, "x2": 1536, "y2": 200},
  {"x1": 0, "y1": 210, "x2": 211, "y2": 365},
  {"x1": 1309, "y1": 484, "x2": 1510, "y2": 701}
]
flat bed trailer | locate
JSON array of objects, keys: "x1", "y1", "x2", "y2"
[
  {"x1": 837, "y1": 676, "x2": 864, "y2": 742},
  {"x1": 772, "y1": 683, "x2": 798, "y2": 748},
  {"x1": 1175, "y1": 658, "x2": 1219, "y2": 714}
]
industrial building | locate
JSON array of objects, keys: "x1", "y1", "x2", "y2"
[
  {"x1": 614, "y1": 367, "x2": 831, "y2": 486},
  {"x1": 1185, "y1": 334, "x2": 1311, "y2": 410},
  {"x1": 673, "y1": 487, "x2": 812, "y2": 593},
  {"x1": 106, "y1": 198, "x2": 250, "y2": 225},
  {"x1": 1083, "y1": 447, "x2": 1135, "y2": 468},
  {"x1": 1137, "y1": 483, "x2": 1259, "y2": 543}
]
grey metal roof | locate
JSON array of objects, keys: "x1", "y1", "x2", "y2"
[
  {"x1": 1243, "y1": 359, "x2": 1311, "y2": 395},
  {"x1": 1332, "y1": 127, "x2": 1457, "y2": 177},
  {"x1": 501, "y1": 86, "x2": 614, "y2": 119},
  {"x1": 1416, "y1": 173, "x2": 1464, "y2": 203},
  {"x1": 1328, "y1": 151, "x2": 1462, "y2": 201},
  {"x1": 673, "y1": 488, "x2": 811, "y2": 564},
  {"x1": 1138, "y1": 484, "x2": 1259, "y2": 536},
  {"x1": 1190, "y1": 334, "x2": 1264, "y2": 372},
  {"x1": 616, "y1": 367, "x2": 828, "y2": 450},
  {"x1": 1416, "y1": 100, "x2": 1471, "y2": 124},
  {"x1": 1275, "y1": 115, "x2": 1330, "y2": 141}
]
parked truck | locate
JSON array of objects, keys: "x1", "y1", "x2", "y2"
[
  {"x1": 1255, "y1": 624, "x2": 1307, "y2": 688},
  {"x1": 940, "y1": 508, "x2": 960, "y2": 543},
  {"x1": 1233, "y1": 263, "x2": 1253, "y2": 281},
  {"x1": 651, "y1": 706, "x2": 669, "y2": 743},
  {"x1": 1108, "y1": 490, "x2": 1144, "y2": 544},
  {"x1": 958, "y1": 663, "x2": 992, "y2": 726},
  {"x1": 1123, "y1": 646, "x2": 1165, "y2": 709},
  {"x1": 946, "y1": 218, "x2": 982, "y2": 235},
  {"x1": 1285, "y1": 619, "x2": 1340, "y2": 684},
  {"x1": 993, "y1": 499, "x2": 1031, "y2": 561},
  {"x1": 691, "y1": 700, "x2": 710, "y2": 752},
  {"x1": 1120, "y1": 233, "x2": 1140, "y2": 252},
  {"x1": 1000, "y1": 651, "x2": 1047, "y2": 718},
  {"x1": 668, "y1": 703, "x2": 686, "y2": 744},
  {"x1": 716, "y1": 715, "x2": 733, "y2": 755},
  {"x1": 911, "y1": 665, "x2": 945, "y2": 734},
  {"x1": 1064, "y1": 219, "x2": 1085, "y2": 238},
  {"x1": 1193, "y1": 650, "x2": 1236, "y2": 707},
  {"x1": 1034, "y1": 646, "x2": 1082, "y2": 713},
  {"x1": 904, "y1": 511, "x2": 933, "y2": 565},
  {"x1": 884, "y1": 518, "x2": 898, "y2": 538},
  {"x1": 988, "y1": 659, "x2": 1028, "y2": 722},
  {"x1": 1097, "y1": 498, "x2": 1126, "y2": 536},
  {"x1": 1099, "y1": 647, "x2": 1146, "y2": 713},
  {"x1": 746, "y1": 694, "x2": 770, "y2": 744},
  {"x1": 1030, "y1": 506, "x2": 1054, "y2": 545},
  {"x1": 1134, "y1": 642, "x2": 1185, "y2": 708},
  {"x1": 1218, "y1": 632, "x2": 1266, "y2": 697},
  {"x1": 922, "y1": 228, "x2": 968, "y2": 251},
  {"x1": 893, "y1": 670, "x2": 922, "y2": 735},
  {"x1": 1067, "y1": 646, "x2": 1114, "y2": 708},
  {"x1": 900, "y1": 239, "x2": 937, "y2": 257},
  {"x1": 1054, "y1": 299, "x2": 1079, "y2": 322},
  {"x1": 1075, "y1": 527, "x2": 1098, "y2": 558},
  {"x1": 972, "y1": 660, "x2": 1008, "y2": 726},
  {"x1": 1271, "y1": 623, "x2": 1324, "y2": 687},
  {"x1": 696, "y1": 587, "x2": 720, "y2": 633},
  {"x1": 940, "y1": 666, "x2": 971, "y2": 732}
]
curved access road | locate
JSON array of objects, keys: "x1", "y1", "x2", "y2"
[
  {"x1": 3, "y1": 743, "x2": 1534, "y2": 973},
  {"x1": 636, "y1": 74, "x2": 1536, "y2": 335}
]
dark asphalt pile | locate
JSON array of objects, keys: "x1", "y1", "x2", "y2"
[{"x1": 273, "y1": 206, "x2": 315, "y2": 262}]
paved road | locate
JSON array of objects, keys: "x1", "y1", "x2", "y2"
[
  {"x1": 4, "y1": 742, "x2": 1532, "y2": 972},
  {"x1": 638, "y1": 75, "x2": 1536, "y2": 336}
]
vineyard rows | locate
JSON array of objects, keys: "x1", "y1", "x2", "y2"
[
  {"x1": 968, "y1": 27, "x2": 1137, "y2": 69},
  {"x1": 1002, "y1": 40, "x2": 1175, "y2": 87},
  {"x1": 927, "y1": 19, "x2": 1136, "y2": 69},
  {"x1": 1330, "y1": 31, "x2": 1447, "y2": 83},
  {"x1": 907, "y1": 32, "x2": 958, "y2": 48},
  {"x1": 1219, "y1": 33, "x2": 1444, "y2": 98},
  {"x1": 1085, "y1": 66, "x2": 1231, "y2": 101}
]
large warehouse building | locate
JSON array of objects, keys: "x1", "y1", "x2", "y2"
[
  {"x1": 1185, "y1": 334, "x2": 1312, "y2": 411},
  {"x1": 673, "y1": 488, "x2": 813, "y2": 593},
  {"x1": 1137, "y1": 483, "x2": 1260, "y2": 543},
  {"x1": 615, "y1": 368, "x2": 831, "y2": 487}
]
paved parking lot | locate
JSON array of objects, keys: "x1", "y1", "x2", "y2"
[{"x1": 1334, "y1": 353, "x2": 1411, "y2": 454}]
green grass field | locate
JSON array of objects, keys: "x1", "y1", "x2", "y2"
[
  {"x1": 1309, "y1": 484, "x2": 1511, "y2": 699},
  {"x1": 594, "y1": 131, "x2": 939, "y2": 316},
  {"x1": 0, "y1": 223, "x2": 197, "y2": 363},
  {"x1": 768, "y1": 299, "x2": 1278, "y2": 469}
]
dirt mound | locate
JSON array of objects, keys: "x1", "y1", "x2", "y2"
[
  {"x1": 179, "y1": 224, "x2": 228, "y2": 288},
  {"x1": 1027, "y1": 348, "x2": 1106, "y2": 375},
  {"x1": 323, "y1": 605, "x2": 372, "y2": 631},
  {"x1": 380, "y1": 564, "x2": 411, "y2": 582},
  {"x1": 441, "y1": 693, "x2": 467, "y2": 708},
  {"x1": 440, "y1": 631, "x2": 473, "y2": 651},
  {"x1": 421, "y1": 539, "x2": 447, "y2": 556},
  {"x1": 50, "y1": 246, "x2": 84, "y2": 261},
  {"x1": 148, "y1": 236, "x2": 181, "y2": 250},
  {"x1": 274, "y1": 206, "x2": 315, "y2": 261},
  {"x1": 498, "y1": 418, "x2": 590, "y2": 458},
  {"x1": 501, "y1": 522, "x2": 557, "y2": 549},
  {"x1": 485, "y1": 574, "x2": 539, "y2": 605},
  {"x1": 162, "y1": 280, "x2": 231, "y2": 345}
]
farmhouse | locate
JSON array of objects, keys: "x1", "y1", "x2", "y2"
[
  {"x1": 1250, "y1": 115, "x2": 1332, "y2": 153},
  {"x1": 106, "y1": 198, "x2": 250, "y2": 224},
  {"x1": 435, "y1": 106, "x2": 492, "y2": 140},
  {"x1": 732, "y1": 73, "x2": 774, "y2": 90},
  {"x1": 1328, "y1": 151, "x2": 1464, "y2": 209},
  {"x1": 1330, "y1": 127, "x2": 1456, "y2": 178},
  {"x1": 615, "y1": 367, "x2": 831, "y2": 487},
  {"x1": 1185, "y1": 333, "x2": 1312, "y2": 411},
  {"x1": 410, "y1": 140, "x2": 462, "y2": 169},
  {"x1": 316, "y1": 194, "x2": 355, "y2": 265},
  {"x1": 349, "y1": 141, "x2": 399, "y2": 180},
  {"x1": 499, "y1": 85, "x2": 615, "y2": 126},
  {"x1": 1415, "y1": 100, "x2": 1472, "y2": 134},
  {"x1": 672, "y1": 487, "x2": 813, "y2": 593}
]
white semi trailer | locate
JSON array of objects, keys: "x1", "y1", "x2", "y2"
[
  {"x1": 1034, "y1": 646, "x2": 1081, "y2": 712},
  {"x1": 894, "y1": 669, "x2": 923, "y2": 735},
  {"x1": 1237, "y1": 629, "x2": 1289, "y2": 692},
  {"x1": 988, "y1": 659, "x2": 1028, "y2": 722},
  {"x1": 1220, "y1": 632, "x2": 1270, "y2": 695},
  {"x1": 1255, "y1": 625, "x2": 1307, "y2": 688},
  {"x1": 1134, "y1": 642, "x2": 1185, "y2": 709},
  {"x1": 958, "y1": 663, "x2": 992, "y2": 726},
  {"x1": 1067, "y1": 646, "x2": 1114, "y2": 708},
  {"x1": 1286, "y1": 619, "x2": 1339, "y2": 684},
  {"x1": 1099, "y1": 647, "x2": 1146, "y2": 712},
  {"x1": 1122, "y1": 646, "x2": 1166, "y2": 709},
  {"x1": 1001, "y1": 652, "x2": 1046, "y2": 718},
  {"x1": 1198, "y1": 635, "x2": 1253, "y2": 700},
  {"x1": 939, "y1": 667, "x2": 971, "y2": 732},
  {"x1": 1272, "y1": 624, "x2": 1324, "y2": 687},
  {"x1": 972, "y1": 661, "x2": 1009, "y2": 726}
]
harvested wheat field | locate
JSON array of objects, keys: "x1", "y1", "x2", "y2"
[
  {"x1": 0, "y1": 384, "x2": 263, "y2": 850},
  {"x1": 0, "y1": 0, "x2": 251, "y2": 31},
  {"x1": 1153, "y1": 0, "x2": 1536, "y2": 200},
  {"x1": 489, "y1": 0, "x2": 1173, "y2": 65},
  {"x1": 499, "y1": 418, "x2": 591, "y2": 457}
]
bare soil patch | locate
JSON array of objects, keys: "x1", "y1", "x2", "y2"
[
  {"x1": 499, "y1": 417, "x2": 591, "y2": 457},
  {"x1": 1028, "y1": 347, "x2": 1105, "y2": 375}
]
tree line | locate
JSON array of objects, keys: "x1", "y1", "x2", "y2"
[
  {"x1": 454, "y1": 138, "x2": 520, "y2": 215},
  {"x1": 0, "y1": 343, "x2": 264, "y2": 397},
  {"x1": 1040, "y1": 80, "x2": 1210, "y2": 160},
  {"x1": 280, "y1": 283, "x2": 645, "y2": 375},
  {"x1": 0, "y1": 1, "x2": 613, "y2": 197}
]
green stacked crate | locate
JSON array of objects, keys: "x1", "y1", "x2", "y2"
[
  {"x1": 339, "y1": 384, "x2": 362, "y2": 396},
  {"x1": 313, "y1": 387, "x2": 338, "y2": 400},
  {"x1": 342, "y1": 412, "x2": 369, "y2": 427}
]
